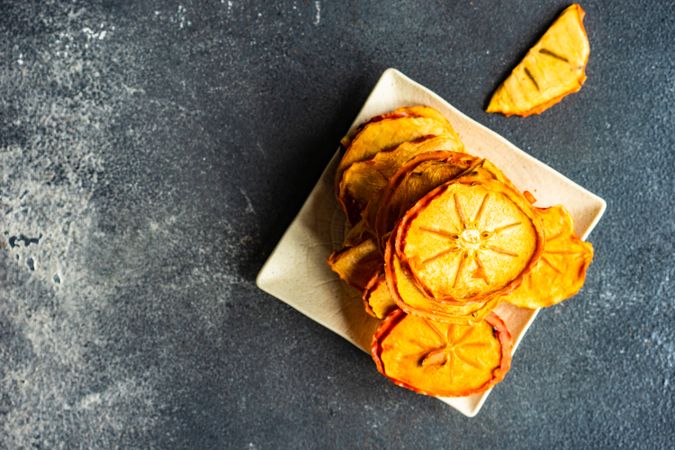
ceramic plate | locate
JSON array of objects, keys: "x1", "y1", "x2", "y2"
[{"x1": 256, "y1": 68, "x2": 606, "y2": 417}]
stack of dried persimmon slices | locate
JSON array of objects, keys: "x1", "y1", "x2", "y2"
[{"x1": 328, "y1": 105, "x2": 594, "y2": 398}]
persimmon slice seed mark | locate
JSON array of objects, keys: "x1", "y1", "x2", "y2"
[
  {"x1": 539, "y1": 47, "x2": 569, "y2": 63},
  {"x1": 420, "y1": 348, "x2": 448, "y2": 367},
  {"x1": 524, "y1": 67, "x2": 540, "y2": 91}
]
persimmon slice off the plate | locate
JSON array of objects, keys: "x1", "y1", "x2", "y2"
[
  {"x1": 503, "y1": 205, "x2": 594, "y2": 308},
  {"x1": 372, "y1": 309, "x2": 512, "y2": 397},
  {"x1": 398, "y1": 179, "x2": 543, "y2": 302},
  {"x1": 487, "y1": 4, "x2": 590, "y2": 117}
]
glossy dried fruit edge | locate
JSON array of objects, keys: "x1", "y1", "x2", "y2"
[
  {"x1": 487, "y1": 4, "x2": 590, "y2": 117},
  {"x1": 373, "y1": 151, "x2": 479, "y2": 247},
  {"x1": 362, "y1": 272, "x2": 397, "y2": 319},
  {"x1": 336, "y1": 107, "x2": 459, "y2": 223},
  {"x1": 502, "y1": 205, "x2": 594, "y2": 308},
  {"x1": 338, "y1": 105, "x2": 455, "y2": 157},
  {"x1": 385, "y1": 237, "x2": 501, "y2": 324},
  {"x1": 327, "y1": 238, "x2": 382, "y2": 291},
  {"x1": 339, "y1": 135, "x2": 464, "y2": 228},
  {"x1": 396, "y1": 177, "x2": 544, "y2": 303},
  {"x1": 372, "y1": 309, "x2": 512, "y2": 397}
]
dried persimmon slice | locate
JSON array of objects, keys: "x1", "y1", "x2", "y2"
[
  {"x1": 396, "y1": 105, "x2": 455, "y2": 126},
  {"x1": 339, "y1": 135, "x2": 464, "y2": 226},
  {"x1": 335, "y1": 110, "x2": 459, "y2": 222},
  {"x1": 342, "y1": 219, "x2": 370, "y2": 247},
  {"x1": 398, "y1": 178, "x2": 543, "y2": 302},
  {"x1": 339, "y1": 105, "x2": 456, "y2": 150},
  {"x1": 502, "y1": 205, "x2": 594, "y2": 308},
  {"x1": 385, "y1": 238, "x2": 500, "y2": 324},
  {"x1": 327, "y1": 238, "x2": 381, "y2": 291},
  {"x1": 487, "y1": 4, "x2": 590, "y2": 117},
  {"x1": 371, "y1": 309, "x2": 512, "y2": 397},
  {"x1": 362, "y1": 273, "x2": 397, "y2": 319},
  {"x1": 373, "y1": 151, "x2": 479, "y2": 246},
  {"x1": 458, "y1": 158, "x2": 519, "y2": 193}
]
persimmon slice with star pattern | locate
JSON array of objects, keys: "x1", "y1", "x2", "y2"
[
  {"x1": 371, "y1": 309, "x2": 512, "y2": 397},
  {"x1": 397, "y1": 178, "x2": 543, "y2": 302},
  {"x1": 502, "y1": 205, "x2": 594, "y2": 308}
]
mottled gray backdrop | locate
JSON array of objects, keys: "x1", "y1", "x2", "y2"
[{"x1": 1, "y1": 1, "x2": 673, "y2": 449}]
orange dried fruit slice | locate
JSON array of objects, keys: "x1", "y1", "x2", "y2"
[
  {"x1": 342, "y1": 219, "x2": 370, "y2": 247},
  {"x1": 502, "y1": 205, "x2": 594, "y2": 308},
  {"x1": 327, "y1": 238, "x2": 381, "y2": 291},
  {"x1": 362, "y1": 273, "x2": 397, "y2": 319},
  {"x1": 385, "y1": 239, "x2": 500, "y2": 324},
  {"x1": 397, "y1": 105, "x2": 455, "y2": 126},
  {"x1": 398, "y1": 178, "x2": 543, "y2": 302},
  {"x1": 487, "y1": 4, "x2": 590, "y2": 117},
  {"x1": 371, "y1": 309, "x2": 512, "y2": 397},
  {"x1": 460, "y1": 158, "x2": 518, "y2": 192},
  {"x1": 336, "y1": 109, "x2": 459, "y2": 221},
  {"x1": 374, "y1": 151, "x2": 479, "y2": 246},
  {"x1": 339, "y1": 105, "x2": 455, "y2": 150},
  {"x1": 339, "y1": 135, "x2": 464, "y2": 226}
]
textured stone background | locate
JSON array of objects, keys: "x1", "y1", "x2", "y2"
[{"x1": 0, "y1": 1, "x2": 673, "y2": 448}]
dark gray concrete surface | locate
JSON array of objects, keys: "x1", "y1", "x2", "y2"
[{"x1": 1, "y1": 1, "x2": 673, "y2": 448}]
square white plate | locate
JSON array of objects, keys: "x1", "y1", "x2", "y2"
[{"x1": 256, "y1": 68, "x2": 606, "y2": 417}]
